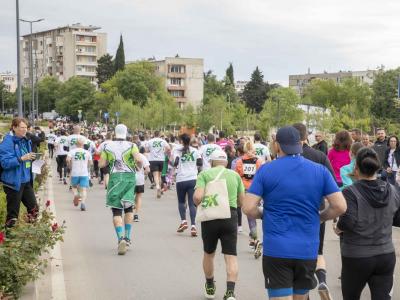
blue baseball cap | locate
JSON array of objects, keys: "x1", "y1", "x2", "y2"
[{"x1": 276, "y1": 126, "x2": 303, "y2": 155}]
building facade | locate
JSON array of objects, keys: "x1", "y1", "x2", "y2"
[
  {"x1": 151, "y1": 57, "x2": 204, "y2": 108},
  {"x1": 0, "y1": 72, "x2": 17, "y2": 93},
  {"x1": 289, "y1": 70, "x2": 376, "y2": 96},
  {"x1": 235, "y1": 80, "x2": 248, "y2": 94},
  {"x1": 21, "y1": 23, "x2": 107, "y2": 86}
]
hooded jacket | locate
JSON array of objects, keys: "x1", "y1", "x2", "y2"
[
  {"x1": 0, "y1": 132, "x2": 33, "y2": 191},
  {"x1": 338, "y1": 179, "x2": 400, "y2": 257}
]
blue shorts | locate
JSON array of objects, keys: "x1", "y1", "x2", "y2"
[{"x1": 71, "y1": 176, "x2": 90, "y2": 188}]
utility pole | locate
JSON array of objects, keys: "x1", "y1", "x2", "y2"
[
  {"x1": 20, "y1": 18, "x2": 44, "y2": 123},
  {"x1": 16, "y1": 0, "x2": 22, "y2": 116}
]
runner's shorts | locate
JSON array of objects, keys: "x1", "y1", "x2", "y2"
[
  {"x1": 150, "y1": 161, "x2": 164, "y2": 173},
  {"x1": 71, "y1": 176, "x2": 90, "y2": 188},
  {"x1": 263, "y1": 256, "x2": 317, "y2": 297},
  {"x1": 201, "y1": 208, "x2": 238, "y2": 256},
  {"x1": 101, "y1": 166, "x2": 110, "y2": 175},
  {"x1": 135, "y1": 185, "x2": 144, "y2": 194}
]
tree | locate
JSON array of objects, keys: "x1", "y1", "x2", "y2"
[
  {"x1": 55, "y1": 77, "x2": 96, "y2": 117},
  {"x1": 371, "y1": 68, "x2": 400, "y2": 125},
  {"x1": 203, "y1": 70, "x2": 239, "y2": 106},
  {"x1": 225, "y1": 63, "x2": 234, "y2": 86},
  {"x1": 37, "y1": 76, "x2": 62, "y2": 113},
  {"x1": 103, "y1": 61, "x2": 170, "y2": 107},
  {"x1": 114, "y1": 35, "x2": 125, "y2": 72},
  {"x1": 97, "y1": 54, "x2": 115, "y2": 86},
  {"x1": 241, "y1": 67, "x2": 277, "y2": 113},
  {"x1": 258, "y1": 87, "x2": 304, "y2": 137}
]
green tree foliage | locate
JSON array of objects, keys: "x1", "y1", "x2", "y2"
[
  {"x1": 55, "y1": 77, "x2": 95, "y2": 117},
  {"x1": 241, "y1": 67, "x2": 278, "y2": 113},
  {"x1": 102, "y1": 61, "x2": 166, "y2": 107},
  {"x1": 225, "y1": 63, "x2": 234, "y2": 86},
  {"x1": 371, "y1": 68, "x2": 400, "y2": 125},
  {"x1": 114, "y1": 35, "x2": 125, "y2": 72},
  {"x1": 203, "y1": 70, "x2": 239, "y2": 105},
  {"x1": 97, "y1": 54, "x2": 115, "y2": 86},
  {"x1": 258, "y1": 87, "x2": 304, "y2": 137},
  {"x1": 37, "y1": 76, "x2": 62, "y2": 113}
]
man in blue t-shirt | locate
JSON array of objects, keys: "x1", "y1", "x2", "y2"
[{"x1": 243, "y1": 126, "x2": 347, "y2": 300}]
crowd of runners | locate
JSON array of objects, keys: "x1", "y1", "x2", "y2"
[{"x1": 3, "y1": 116, "x2": 399, "y2": 300}]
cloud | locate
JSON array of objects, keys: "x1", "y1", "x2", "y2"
[{"x1": 1, "y1": 0, "x2": 400, "y2": 85}]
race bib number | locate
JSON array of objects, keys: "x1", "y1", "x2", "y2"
[{"x1": 243, "y1": 163, "x2": 256, "y2": 176}]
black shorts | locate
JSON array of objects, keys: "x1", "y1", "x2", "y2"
[
  {"x1": 263, "y1": 256, "x2": 317, "y2": 292},
  {"x1": 135, "y1": 185, "x2": 144, "y2": 194},
  {"x1": 201, "y1": 209, "x2": 238, "y2": 256},
  {"x1": 101, "y1": 166, "x2": 110, "y2": 175},
  {"x1": 150, "y1": 161, "x2": 164, "y2": 173},
  {"x1": 318, "y1": 222, "x2": 325, "y2": 255}
]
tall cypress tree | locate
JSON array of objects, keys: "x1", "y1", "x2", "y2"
[
  {"x1": 225, "y1": 63, "x2": 234, "y2": 86},
  {"x1": 114, "y1": 35, "x2": 125, "y2": 72},
  {"x1": 241, "y1": 67, "x2": 268, "y2": 113}
]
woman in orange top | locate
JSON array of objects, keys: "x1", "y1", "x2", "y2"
[{"x1": 235, "y1": 140, "x2": 262, "y2": 258}]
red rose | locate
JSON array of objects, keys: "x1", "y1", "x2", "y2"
[
  {"x1": 46, "y1": 200, "x2": 51, "y2": 207},
  {"x1": 0, "y1": 232, "x2": 5, "y2": 244},
  {"x1": 51, "y1": 223, "x2": 58, "y2": 232}
]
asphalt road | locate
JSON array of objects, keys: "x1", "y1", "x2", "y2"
[{"x1": 49, "y1": 159, "x2": 400, "y2": 300}]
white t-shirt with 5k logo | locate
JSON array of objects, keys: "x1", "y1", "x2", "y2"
[
  {"x1": 173, "y1": 146, "x2": 201, "y2": 183},
  {"x1": 146, "y1": 138, "x2": 169, "y2": 162},
  {"x1": 67, "y1": 148, "x2": 92, "y2": 177},
  {"x1": 199, "y1": 143, "x2": 222, "y2": 170}
]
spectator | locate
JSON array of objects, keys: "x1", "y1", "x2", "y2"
[
  {"x1": 337, "y1": 147, "x2": 400, "y2": 300},
  {"x1": 350, "y1": 128, "x2": 362, "y2": 143},
  {"x1": 26, "y1": 124, "x2": 45, "y2": 153},
  {"x1": 340, "y1": 142, "x2": 364, "y2": 190},
  {"x1": 372, "y1": 128, "x2": 388, "y2": 168},
  {"x1": 383, "y1": 135, "x2": 400, "y2": 186},
  {"x1": 328, "y1": 131, "x2": 352, "y2": 187},
  {"x1": 362, "y1": 134, "x2": 372, "y2": 147},
  {"x1": 0, "y1": 117, "x2": 38, "y2": 228},
  {"x1": 312, "y1": 132, "x2": 328, "y2": 155}
]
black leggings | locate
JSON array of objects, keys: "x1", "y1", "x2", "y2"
[
  {"x1": 48, "y1": 144, "x2": 55, "y2": 158},
  {"x1": 56, "y1": 155, "x2": 67, "y2": 179},
  {"x1": 341, "y1": 252, "x2": 396, "y2": 300},
  {"x1": 176, "y1": 180, "x2": 196, "y2": 225}
]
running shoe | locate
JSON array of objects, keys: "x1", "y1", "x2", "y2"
[
  {"x1": 89, "y1": 180, "x2": 93, "y2": 187},
  {"x1": 69, "y1": 185, "x2": 72, "y2": 191},
  {"x1": 156, "y1": 188, "x2": 162, "y2": 199},
  {"x1": 191, "y1": 226, "x2": 197, "y2": 237},
  {"x1": 254, "y1": 240, "x2": 262, "y2": 259},
  {"x1": 59, "y1": 178, "x2": 63, "y2": 182},
  {"x1": 118, "y1": 238, "x2": 127, "y2": 255},
  {"x1": 249, "y1": 240, "x2": 255, "y2": 248},
  {"x1": 80, "y1": 203, "x2": 86, "y2": 211},
  {"x1": 177, "y1": 221, "x2": 188, "y2": 233},
  {"x1": 238, "y1": 226, "x2": 243, "y2": 233},
  {"x1": 150, "y1": 183, "x2": 155, "y2": 189},
  {"x1": 73, "y1": 196, "x2": 80, "y2": 207},
  {"x1": 223, "y1": 290, "x2": 236, "y2": 300},
  {"x1": 318, "y1": 282, "x2": 333, "y2": 300},
  {"x1": 63, "y1": 178, "x2": 67, "y2": 185},
  {"x1": 204, "y1": 282, "x2": 216, "y2": 299},
  {"x1": 124, "y1": 237, "x2": 131, "y2": 249},
  {"x1": 133, "y1": 214, "x2": 139, "y2": 222}
]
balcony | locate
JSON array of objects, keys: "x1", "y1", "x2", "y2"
[
  {"x1": 76, "y1": 70, "x2": 96, "y2": 77},
  {"x1": 76, "y1": 49, "x2": 97, "y2": 56},
  {"x1": 167, "y1": 85, "x2": 186, "y2": 91},
  {"x1": 167, "y1": 72, "x2": 186, "y2": 79},
  {"x1": 76, "y1": 61, "x2": 97, "y2": 66}
]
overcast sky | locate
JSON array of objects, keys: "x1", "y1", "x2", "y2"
[{"x1": 1, "y1": 0, "x2": 400, "y2": 85}]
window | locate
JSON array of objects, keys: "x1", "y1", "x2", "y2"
[
  {"x1": 169, "y1": 78, "x2": 183, "y2": 86},
  {"x1": 169, "y1": 90, "x2": 184, "y2": 97},
  {"x1": 169, "y1": 65, "x2": 185, "y2": 73}
]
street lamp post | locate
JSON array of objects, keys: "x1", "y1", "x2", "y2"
[
  {"x1": 20, "y1": 18, "x2": 44, "y2": 123},
  {"x1": 16, "y1": 0, "x2": 22, "y2": 117}
]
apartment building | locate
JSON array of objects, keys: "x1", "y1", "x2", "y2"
[
  {"x1": 21, "y1": 23, "x2": 107, "y2": 86},
  {"x1": 0, "y1": 72, "x2": 17, "y2": 93},
  {"x1": 151, "y1": 56, "x2": 204, "y2": 108},
  {"x1": 235, "y1": 80, "x2": 248, "y2": 94},
  {"x1": 289, "y1": 69, "x2": 376, "y2": 96}
]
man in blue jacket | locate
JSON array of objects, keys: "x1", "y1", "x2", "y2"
[{"x1": 0, "y1": 117, "x2": 38, "y2": 228}]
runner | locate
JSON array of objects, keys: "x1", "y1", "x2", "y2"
[
  {"x1": 199, "y1": 133, "x2": 222, "y2": 171},
  {"x1": 194, "y1": 149, "x2": 245, "y2": 300},
  {"x1": 253, "y1": 133, "x2": 271, "y2": 164},
  {"x1": 98, "y1": 132, "x2": 113, "y2": 188},
  {"x1": 234, "y1": 140, "x2": 262, "y2": 258},
  {"x1": 67, "y1": 137, "x2": 92, "y2": 211},
  {"x1": 146, "y1": 131, "x2": 170, "y2": 198},
  {"x1": 67, "y1": 125, "x2": 87, "y2": 151},
  {"x1": 47, "y1": 130, "x2": 57, "y2": 159},
  {"x1": 173, "y1": 133, "x2": 202, "y2": 237},
  {"x1": 54, "y1": 130, "x2": 69, "y2": 185},
  {"x1": 134, "y1": 148, "x2": 150, "y2": 222},
  {"x1": 99, "y1": 124, "x2": 142, "y2": 255}
]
